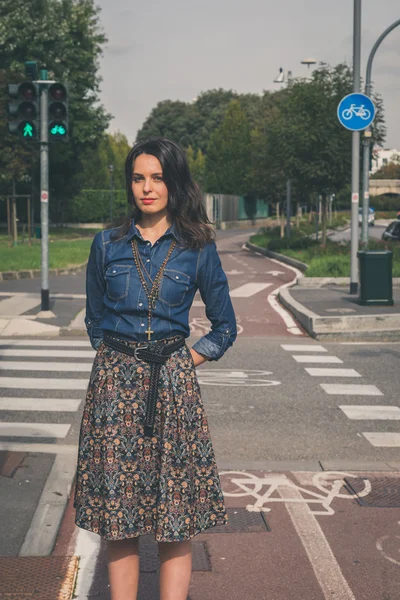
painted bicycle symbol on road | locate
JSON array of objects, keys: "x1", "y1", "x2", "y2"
[
  {"x1": 341, "y1": 104, "x2": 371, "y2": 121},
  {"x1": 220, "y1": 471, "x2": 372, "y2": 516}
]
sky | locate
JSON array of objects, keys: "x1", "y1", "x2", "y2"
[{"x1": 95, "y1": 0, "x2": 400, "y2": 149}]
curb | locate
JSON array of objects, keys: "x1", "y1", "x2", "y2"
[
  {"x1": 245, "y1": 242, "x2": 308, "y2": 272},
  {"x1": 278, "y1": 286, "x2": 400, "y2": 341},
  {"x1": 0, "y1": 262, "x2": 88, "y2": 281}
]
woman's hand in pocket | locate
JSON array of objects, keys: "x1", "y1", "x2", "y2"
[{"x1": 190, "y1": 348, "x2": 208, "y2": 367}]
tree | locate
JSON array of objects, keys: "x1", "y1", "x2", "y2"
[
  {"x1": 371, "y1": 154, "x2": 400, "y2": 179},
  {"x1": 0, "y1": 0, "x2": 111, "y2": 216},
  {"x1": 205, "y1": 100, "x2": 251, "y2": 195},
  {"x1": 186, "y1": 146, "x2": 205, "y2": 190},
  {"x1": 261, "y1": 63, "x2": 386, "y2": 243}
]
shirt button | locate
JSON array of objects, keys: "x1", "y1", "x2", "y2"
[
  {"x1": 139, "y1": 303, "x2": 143, "y2": 307},
  {"x1": 112, "y1": 270, "x2": 116, "y2": 273},
  {"x1": 175, "y1": 276, "x2": 179, "y2": 279},
  {"x1": 141, "y1": 323, "x2": 145, "y2": 326},
  {"x1": 146, "y1": 259, "x2": 150, "y2": 263},
  {"x1": 147, "y1": 241, "x2": 150, "y2": 245}
]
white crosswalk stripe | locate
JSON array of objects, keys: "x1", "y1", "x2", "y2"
[
  {"x1": 362, "y1": 432, "x2": 400, "y2": 447},
  {"x1": 292, "y1": 355, "x2": 343, "y2": 364},
  {"x1": 282, "y1": 343, "x2": 395, "y2": 449},
  {"x1": 305, "y1": 368, "x2": 361, "y2": 378},
  {"x1": 0, "y1": 338, "x2": 91, "y2": 442},
  {"x1": 230, "y1": 283, "x2": 272, "y2": 297},
  {"x1": 0, "y1": 362, "x2": 92, "y2": 372},
  {"x1": 339, "y1": 405, "x2": 400, "y2": 420},
  {"x1": 0, "y1": 397, "x2": 81, "y2": 412},
  {"x1": 281, "y1": 344, "x2": 327, "y2": 352},
  {"x1": 321, "y1": 384, "x2": 383, "y2": 396},
  {"x1": 0, "y1": 339, "x2": 91, "y2": 347},
  {"x1": 0, "y1": 349, "x2": 95, "y2": 358}
]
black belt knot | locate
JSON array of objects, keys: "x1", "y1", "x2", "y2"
[{"x1": 102, "y1": 333, "x2": 186, "y2": 437}]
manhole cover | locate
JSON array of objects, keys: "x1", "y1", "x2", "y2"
[
  {"x1": 201, "y1": 508, "x2": 270, "y2": 534},
  {"x1": 139, "y1": 538, "x2": 211, "y2": 572},
  {"x1": 0, "y1": 555, "x2": 79, "y2": 600},
  {"x1": 344, "y1": 477, "x2": 400, "y2": 507}
]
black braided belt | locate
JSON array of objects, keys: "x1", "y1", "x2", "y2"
[{"x1": 103, "y1": 333, "x2": 186, "y2": 437}]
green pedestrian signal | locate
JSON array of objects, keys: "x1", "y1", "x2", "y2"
[
  {"x1": 22, "y1": 122, "x2": 34, "y2": 137},
  {"x1": 7, "y1": 82, "x2": 39, "y2": 140},
  {"x1": 48, "y1": 83, "x2": 68, "y2": 142}
]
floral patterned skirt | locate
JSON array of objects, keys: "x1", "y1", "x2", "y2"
[{"x1": 73, "y1": 335, "x2": 228, "y2": 542}]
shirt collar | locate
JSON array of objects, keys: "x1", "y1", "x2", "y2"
[{"x1": 127, "y1": 216, "x2": 179, "y2": 243}]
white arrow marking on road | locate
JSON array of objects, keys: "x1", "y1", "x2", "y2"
[{"x1": 266, "y1": 270, "x2": 285, "y2": 276}]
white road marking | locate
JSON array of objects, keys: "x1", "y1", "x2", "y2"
[
  {"x1": 282, "y1": 344, "x2": 327, "y2": 352},
  {"x1": 305, "y1": 368, "x2": 361, "y2": 378},
  {"x1": 0, "y1": 397, "x2": 81, "y2": 412},
  {"x1": 279, "y1": 481, "x2": 357, "y2": 600},
  {"x1": 0, "y1": 349, "x2": 95, "y2": 358},
  {"x1": 0, "y1": 339, "x2": 91, "y2": 347},
  {"x1": 0, "y1": 361, "x2": 92, "y2": 372},
  {"x1": 292, "y1": 355, "x2": 343, "y2": 364},
  {"x1": 0, "y1": 442, "x2": 76, "y2": 454},
  {"x1": 0, "y1": 292, "x2": 86, "y2": 299},
  {"x1": 340, "y1": 406, "x2": 400, "y2": 420},
  {"x1": 0, "y1": 295, "x2": 40, "y2": 316},
  {"x1": 266, "y1": 270, "x2": 285, "y2": 276},
  {"x1": 0, "y1": 377, "x2": 88, "y2": 390},
  {"x1": 73, "y1": 529, "x2": 101, "y2": 599},
  {"x1": 0, "y1": 422, "x2": 71, "y2": 438},
  {"x1": 321, "y1": 384, "x2": 383, "y2": 396},
  {"x1": 225, "y1": 270, "x2": 244, "y2": 275},
  {"x1": 230, "y1": 283, "x2": 272, "y2": 297},
  {"x1": 362, "y1": 432, "x2": 400, "y2": 447}
]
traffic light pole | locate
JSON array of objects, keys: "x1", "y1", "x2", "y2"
[{"x1": 40, "y1": 77, "x2": 50, "y2": 311}]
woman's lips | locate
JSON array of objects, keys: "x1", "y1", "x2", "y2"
[{"x1": 141, "y1": 198, "x2": 156, "y2": 204}]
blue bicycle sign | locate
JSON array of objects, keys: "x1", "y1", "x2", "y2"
[{"x1": 337, "y1": 93, "x2": 375, "y2": 131}]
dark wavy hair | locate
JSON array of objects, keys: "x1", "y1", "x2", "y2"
[{"x1": 110, "y1": 137, "x2": 215, "y2": 249}]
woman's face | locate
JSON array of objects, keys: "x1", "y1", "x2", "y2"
[{"x1": 132, "y1": 153, "x2": 169, "y2": 217}]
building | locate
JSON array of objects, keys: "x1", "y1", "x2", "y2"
[{"x1": 371, "y1": 148, "x2": 400, "y2": 174}]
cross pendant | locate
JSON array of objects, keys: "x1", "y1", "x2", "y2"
[{"x1": 146, "y1": 327, "x2": 154, "y2": 341}]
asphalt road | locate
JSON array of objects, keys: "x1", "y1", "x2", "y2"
[
  {"x1": 329, "y1": 224, "x2": 386, "y2": 242},
  {"x1": 1, "y1": 228, "x2": 400, "y2": 600}
]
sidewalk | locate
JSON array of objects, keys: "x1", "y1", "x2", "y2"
[
  {"x1": 2, "y1": 464, "x2": 400, "y2": 600},
  {"x1": 280, "y1": 282, "x2": 400, "y2": 340}
]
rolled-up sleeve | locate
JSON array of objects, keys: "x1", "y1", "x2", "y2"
[
  {"x1": 192, "y1": 241, "x2": 237, "y2": 361},
  {"x1": 85, "y1": 231, "x2": 105, "y2": 350}
]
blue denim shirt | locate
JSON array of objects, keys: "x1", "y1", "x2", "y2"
[{"x1": 85, "y1": 218, "x2": 237, "y2": 361}]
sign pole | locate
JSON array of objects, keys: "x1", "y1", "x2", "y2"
[
  {"x1": 40, "y1": 68, "x2": 50, "y2": 311},
  {"x1": 350, "y1": 0, "x2": 362, "y2": 295}
]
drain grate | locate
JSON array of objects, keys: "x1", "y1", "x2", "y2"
[
  {"x1": 0, "y1": 451, "x2": 28, "y2": 478},
  {"x1": 201, "y1": 508, "x2": 270, "y2": 534},
  {"x1": 0, "y1": 555, "x2": 79, "y2": 600},
  {"x1": 344, "y1": 477, "x2": 400, "y2": 508},
  {"x1": 139, "y1": 538, "x2": 211, "y2": 572}
]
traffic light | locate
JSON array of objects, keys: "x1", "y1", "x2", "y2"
[
  {"x1": 48, "y1": 83, "x2": 68, "y2": 142},
  {"x1": 7, "y1": 82, "x2": 40, "y2": 140}
]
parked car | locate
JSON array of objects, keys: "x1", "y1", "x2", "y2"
[
  {"x1": 382, "y1": 220, "x2": 400, "y2": 241},
  {"x1": 358, "y1": 207, "x2": 375, "y2": 226}
]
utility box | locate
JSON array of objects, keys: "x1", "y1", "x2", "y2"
[{"x1": 358, "y1": 250, "x2": 393, "y2": 306}]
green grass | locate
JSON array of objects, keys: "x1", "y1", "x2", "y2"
[
  {"x1": 1, "y1": 237, "x2": 93, "y2": 271},
  {"x1": 250, "y1": 230, "x2": 400, "y2": 278}
]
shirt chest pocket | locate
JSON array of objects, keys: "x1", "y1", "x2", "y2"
[
  {"x1": 105, "y1": 265, "x2": 131, "y2": 301},
  {"x1": 159, "y1": 269, "x2": 190, "y2": 307}
]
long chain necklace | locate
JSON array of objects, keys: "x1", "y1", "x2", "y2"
[{"x1": 131, "y1": 238, "x2": 176, "y2": 340}]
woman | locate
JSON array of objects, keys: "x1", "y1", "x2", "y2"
[{"x1": 73, "y1": 137, "x2": 237, "y2": 600}]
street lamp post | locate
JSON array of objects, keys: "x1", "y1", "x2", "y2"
[
  {"x1": 361, "y1": 18, "x2": 400, "y2": 246},
  {"x1": 108, "y1": 164, "x2": 114, "y2": 224}
]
